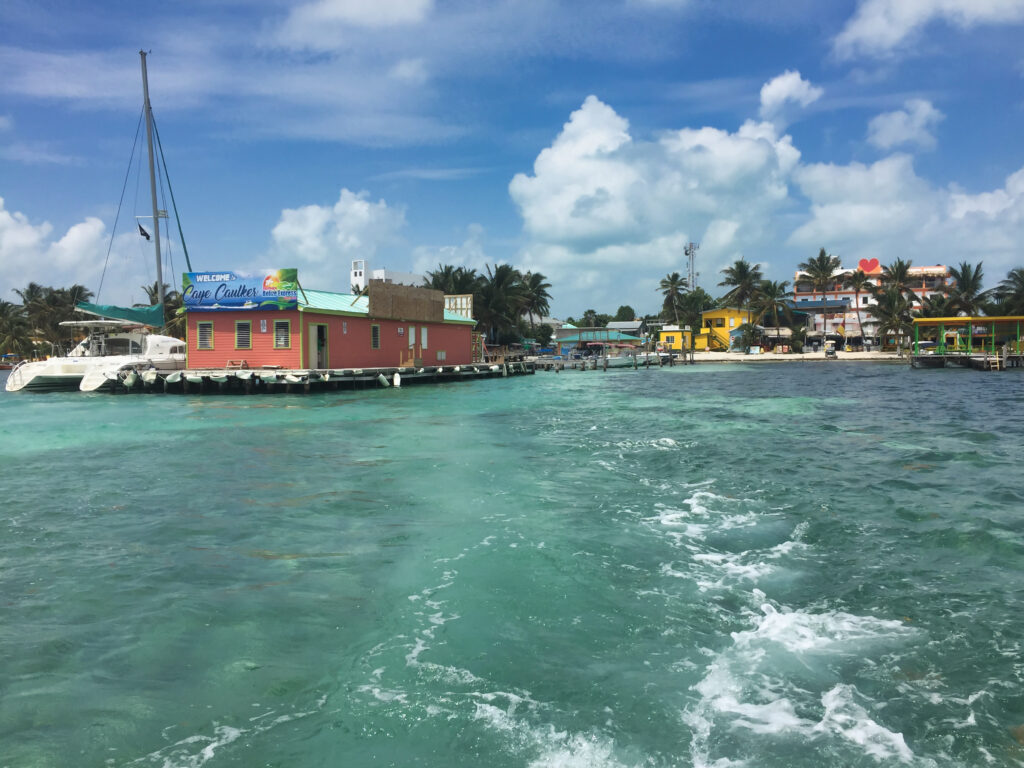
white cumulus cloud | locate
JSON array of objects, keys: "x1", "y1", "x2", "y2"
[
  {"x1": 270, "y1": 188, "x2": 407, "y2": 290},
  {"x1": 867, "y1": 98, "x2": 944, "y2": 150},
  {"x1": 835, "y1": 0, "x2": 1024, "y2": 59},
  {"x1": 790, "y1": 154, "x2": 1024, "y2": 276},
  {"x1": 411, "y1": 223, "x2": 489, "y2": 275},
  {"x1": 507, "y1": 91, "x2": 1024, "y2": 316},
  {"x1": 509, "y1": 95, "x2": 800, "y2": 314},
  {"x1": 0, "y1": 197, "x2": 161, "y2": 305},
  {"x1": 759, "y1": 70, "x2": 823, "y2": 125}
]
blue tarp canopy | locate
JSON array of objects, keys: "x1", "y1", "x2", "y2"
[{"x1": 76, "y1": 302, "x2": 164, "y2": 327}]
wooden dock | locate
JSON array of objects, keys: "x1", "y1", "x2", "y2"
[
  {"x1": 533, "y1": 352, "x2": 693, "y2": 372},
  {"x1": 107, "y1": 362, "x2": 534, "y2": 394},
  {"x1": 910, "y1": 353, "x2": 1024, "y2": 371}
]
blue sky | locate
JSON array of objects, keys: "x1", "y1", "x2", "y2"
[{"x1": 2, "y1": 0, "x2": 1023, "y2": 317}]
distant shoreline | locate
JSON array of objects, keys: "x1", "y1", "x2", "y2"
[{"x1": 689, "y1": 350, "x2": 906, "y2": 363}]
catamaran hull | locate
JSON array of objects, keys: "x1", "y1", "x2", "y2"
[
  {"x1": 5, "y1": 361, "x2": 90, "y2": 392},
  {"x1": 5, "y1": 372, "x2": 85, "y2": 392},
  {"x1": 6, "y1": 354, "x2": 184, "y2": 393}
]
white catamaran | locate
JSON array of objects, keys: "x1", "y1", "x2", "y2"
[
  {"x1": 6, "y1": 51, "x2": 189, "y2": 393},
  {"x1": 5, "y1": 321, "x2": 186, "y2": 392}
]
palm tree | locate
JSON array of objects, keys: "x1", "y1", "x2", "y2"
[
  {"x1": 948, "y1": 261, "x2": 991, "y2": 316},
  {"x1": 423, "y1": 264, "x2": 458, "y2": 293},
  {"x1": 0, "y1": 300, "x2": 32, "y2": 357},
  {"x1": 424, "y1": 264, "x2": 481, "y2": 295},
  {"x1": 880, "y1": 258, "x2": 919, "y2": 304},
  {"x1": 137, "y1": 281, "x2": 183, "y2": 329},
  {"x1": 916, "y1": 293, "x2": 956, "y2": 318},
  {"x1": 718, "y1": 259, "x2": 762, "y2": 326},
  {"x1": 789, "y1": 325, "x2": 808, "y2": 354},
  {"x1": 13, "y1": 282, "x2": 48, "y2": 339},
  {"x1": 843, "y1": 269, "x2": 872, "y2": 347},
  {"x1": 994, "y1": 267, "x2": 1024, "y2": 314},
  {"x1": 797, "y1": 248, "x2": 841, "y2": 339},
  {"x1": 66, "y1": 284, "x2": 94, "y2": 305},
  {"x1": 12, "y1": 282, "x2": 47, "y2": 308},
  {"x1": 141, "y1": 281, "x2": 174, "y2": 306},
  {"x1": 521, "y1": 271, "x2": 552, "y2": 332},
  {"x1": 867, "y1": 285, "x2": 915, "y2": 355},
  {"x1": 659, "y1": 272, "x2": 688, "y2": 325},
  {"x1": 14, "y1": 284, "x2": 88, "y2": 350},
  {"x1": 752, "y1": 280, "x2": 792, "y2": 350},
  {"x1": 678, "y1": 288, "x2": 715, "y2": 350},
  {"x1": 475, "y1": 264, "x2": 527, "y2": 344}
]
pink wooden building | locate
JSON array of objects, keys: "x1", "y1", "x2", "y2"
[{"x1": 185, "y1": 282, "x2": 476, "y2": 370}]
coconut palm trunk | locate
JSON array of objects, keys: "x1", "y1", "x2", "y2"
[{"x1": 853, "y1": 291, "x2": 864, "y2": 349}]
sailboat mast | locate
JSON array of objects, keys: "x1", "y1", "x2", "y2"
[{"x1": 139, "y1": 50, "x2": 165, "y2": 323}]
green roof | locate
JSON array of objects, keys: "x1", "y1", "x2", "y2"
[
  {"x1": 300, "y1": 289, "x2": 369, "y2": 314},
  {"x1": 299, "y1": 289, "x2": 475, "y2": 324}
]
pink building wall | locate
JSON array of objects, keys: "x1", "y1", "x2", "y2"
[
  {"x1": 186, "y1": 310, "x2": 473, "y2": 369},
  {"x1": 187, "y1": 310, "x2": 300, "y2": 369}
]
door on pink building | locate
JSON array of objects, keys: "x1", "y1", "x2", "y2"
[{"x1": 308, "y1": 324, "x2": 328, "y2": 368}]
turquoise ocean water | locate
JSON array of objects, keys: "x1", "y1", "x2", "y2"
[{"x1": 2, "y1": 363, "x2": 1023, "y2": 767}]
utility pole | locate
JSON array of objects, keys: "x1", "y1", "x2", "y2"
[{"x1": 685, "y1": 242, "x2": 699, "y2": 290}]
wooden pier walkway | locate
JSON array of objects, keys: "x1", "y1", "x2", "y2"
[
  {"x1": 109, "y1": 362, "x2": 534, "y2": 394},
  {"x1": 532, "y1": 352, "x2": 693, "y2": 372},
  {"x1": 910, "y1": 353, "x2": 1024, "y2": 371}
]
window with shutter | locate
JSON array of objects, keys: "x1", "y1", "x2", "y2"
[
  {"x1": 197, "y1": 322, "x2": 213, "y2": 350},
  {"x1": 371, "y1": 324, "x2": 380, "y2": 349},
  {"x1": 273, "y1": 320, "x2": 290, "y2": 349},
  {"x1": 235, "y1": 322, "x2": 251, "y2": 349}
]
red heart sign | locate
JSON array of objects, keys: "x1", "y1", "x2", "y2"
[{"x1": 858, "y1": 258, "x2": 880, "y2": 273}]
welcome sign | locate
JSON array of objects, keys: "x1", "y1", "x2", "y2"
[{"x1": 182, "y1": 269, "x2": 299, "y2": 311}]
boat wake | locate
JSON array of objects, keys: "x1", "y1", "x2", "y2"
[
  {"x1": 127, "y1": 694, "x2": 328, "y2": 768},
  {"x1": 639, "y1": 486, "x2": 938, "y2": 767}
]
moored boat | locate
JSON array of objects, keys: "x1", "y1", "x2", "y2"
[
  {"x1": 7, "y1": 321, "x2": 185, "y2": 392},
  {"x1": 6, "y1": 52, "x2": 191, "y2": 394}
]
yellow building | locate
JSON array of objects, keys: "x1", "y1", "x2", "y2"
[
  {"x1": 658, "y1": 324, "x2": 692, "y2": 351},
  {"x1": 694, "y1": 308, "x2": 754, "y2": 351}
]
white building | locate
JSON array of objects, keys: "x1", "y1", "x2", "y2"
[
  {"x1": 350, "y1": 260, "x2": 424, "y2": 292},
  {"x1": 793, "y1": 262, "x2": 951, "y2": 339}
]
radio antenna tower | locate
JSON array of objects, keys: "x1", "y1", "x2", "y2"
[{"x1": 685, "y1": 242, "x2": 699, "y2": 289}]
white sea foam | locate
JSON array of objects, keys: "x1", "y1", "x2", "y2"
[
  {"x1": 129, "y1": 695, "x2": 328, "y2": 767},
  {"x1": 737, "y1": 604, "x2": 910, "y2": 654},
  {"x1": 473, "y1": 700, "x2": 636, "y2": 768},
  {"x1": 816, "y1": 684, "x2": 914, "y2": 762},
  {"x1": 692, "y1": 552, "x2": 775, "y2": 586},
  {"x1": 647, "y1": 490, "x2": 761, "y2": 543},
  {"x1": 357, "y1": 685, "x2": 409, "y2": 703},
  {"x1": 613, "y1": 437, "x2": 679, "y2": 451},
  {"x1": 527, "y1": 732, "x2": 628, "y2": 767},
  {"x1": 686, "y1": 603, "x2": 919, "y2": 766},
  {"x1": 416, "y1": 661, "x2": 484, "y2": 686}
]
